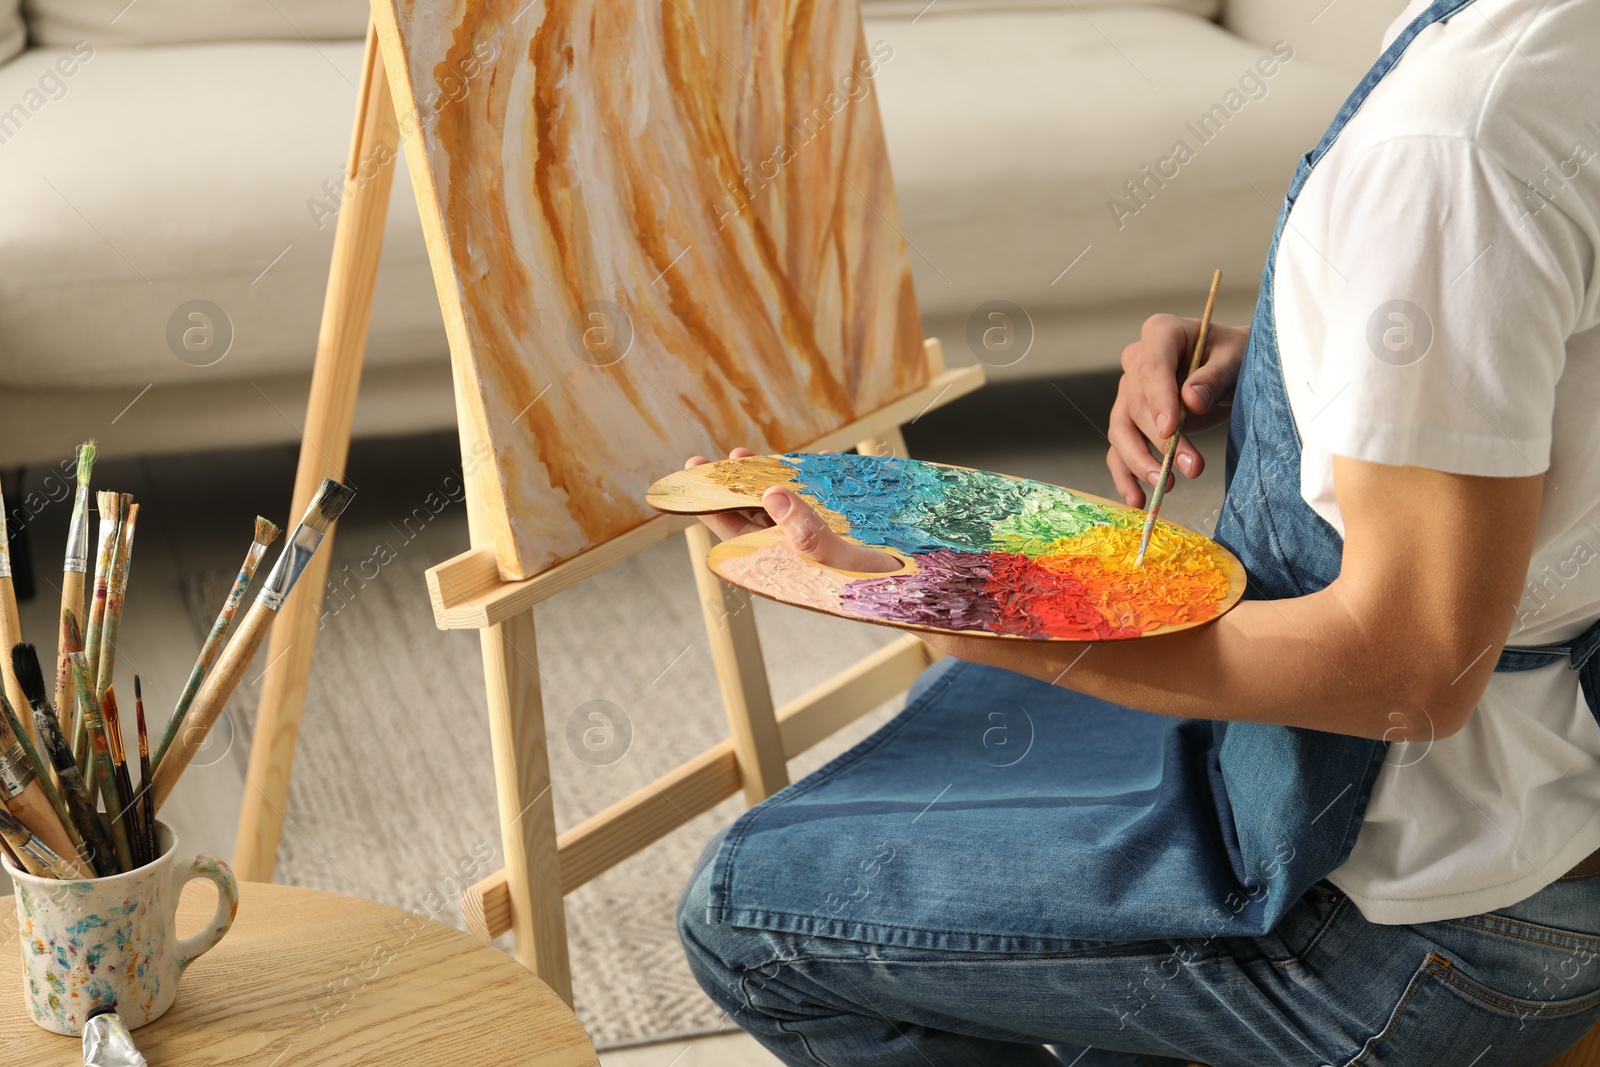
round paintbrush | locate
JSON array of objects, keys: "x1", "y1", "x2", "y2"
[
  {"x1": 69, "y1": 653, "x2": 133, "y2": 874},
  {"x1": 15, "y1": 643, "x2": 116, "y2": 876},
  {"x1": 76, "y1": 491, "x2": 122, "y2": 773},
  {"x1": 57, "y1": 442, "x2": 96, "y2": 740},
  {"x1": 95, "y1": 496, "x2": 137, "y2": 698},
  {"x1": 135, "y1": 677, "x2": 155, "y2": 865},
  {"x1": 153, "y1": 515, "x2": 280, "y2": 772},
  {"x1": 152, "y1": 479, "x2": 355, "y2": 810}
]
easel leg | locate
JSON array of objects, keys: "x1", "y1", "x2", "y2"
[
  {"x1": 685, "y1": 524, "x2": 788, "y2": 804},
  {"x1": 234, "y1": 21, "x2": 400, "y2": 881},
  {"x1": 481, "y1": 607, "x2": 573, "y2": 1004}
]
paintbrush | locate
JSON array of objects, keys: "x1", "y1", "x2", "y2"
[
  {"x1": 2, "y1": 659, "x2": 89, "y2": 868},
  {"x1": 0, "y1": 688, "x2": 86, "y2": 874},
  {"x1": 0, "y1": 832, "x2": 23, "y2": 873},
  {"x1": 57, "y1": 608, "x2": 85, "y2": 777},
  {"x1": 135, "y1": 677, "x2": 155, "y2": 864},
  {"x1": 0, "y1": 807, "x2": 83, "y2": 879},
  {"x1": 154, "y1": 516, "x2": 280, "y2": 772},
  {"x1": 0, "y1": 688, "x2": 91, "y2": 877},
  {"x1": 57, "y1": 442, "x2": 95, "y2": 740},
  {"x1": 101, "y1": 685, "x2": 143, "y2": 869},
  {"x1": 152, "y1": 478, "x2": 355, "y2": 809},
  {"x1": 95, "y1": 496, "x2": 137, "y2": 698},
  {"x1": 77, "y1": 490, "x2": 123, "y2": 770},
  {"x1": 20, "y1": 651, "x2": 116, "y2": 877},
  {"x1": 0, "y1": 482, "x2": 33, "y2": 745},
  {"x1": 71, "y1": 654, "x2": 133, "y2": 874},
  {"x1": 1135, "y1": 269, "x2": 1222, "y2": 567},
  {"x1": 13, "y1": 645, "x2": 113, "y2": 876}
]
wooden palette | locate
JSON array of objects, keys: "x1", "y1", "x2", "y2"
[
  {"x1": 648, "y1": 454, "x2": 1246, "y2": 642},
  {"x1": 370, "y1": 0, "x2": 928, "y2": 580}
]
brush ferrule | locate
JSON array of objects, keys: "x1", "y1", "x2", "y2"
[
  {"x1": 0, "y1": 549, "x2": 9, "y2": 581},
  {"x1": 0, "y1": 740, "x2": 34, "y2": 798},
  {"x1": 257, "y1": 523, "x2": 326, "y2": 611},
  {"x1": 64, "y1": 487, "x2": 91, "y2": 572}
]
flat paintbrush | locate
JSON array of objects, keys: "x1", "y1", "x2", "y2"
[
  {"x1": 0, "y1": 482, "x2": 33, "y2": 744},
  {"x1": 153, "y1": 516, "x2": 280, "y2": 772},
  {"x1": 95, "y1": 496, "x2": 137, "y2": 698},
  {"x1": 13, "y1": 644, "x2": 113, "y2": 877},
  {"x1": 0, "y1": 686, "x2": 84, "y2": 868},
  {"x1": 1135, "y1": 269, "x2": 1222, "y2": 567},
  {"x1": 76, "y1": 491, "x2": 122, "y2": 771},
  {"x1": 152, "y1": 478, "x2": 355, "y2": 810},
  {"x1": 135, "y1": 677, "x2": 155, "y2": 864},
  {"x1": 57, "y1": 442, "x2": 96, "y2": 740},
  {"x1": 101, "y1": 685, "x2": 143, "y2": 869},
  {"x1": 70, "y1": 654, "x2": 133, "y2": 873},
  {"x1": 0, "y1": 690, "x2": 90, "y2": 877},
  {"x1": 0, "y1": 807, "x2": 82, "y2": 879}
]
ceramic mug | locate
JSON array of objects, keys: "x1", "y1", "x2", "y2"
[{"x1": 3, "y1": 820, "x2": 238, "y2": 1035}]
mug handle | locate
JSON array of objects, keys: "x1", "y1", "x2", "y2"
[{"x1": 170, "y1": 854, "x2": 240, "y2": 971}]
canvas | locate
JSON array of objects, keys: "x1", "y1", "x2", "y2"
[{"x1": 370, "y1": 0, "x2": 929, "y2": 579}]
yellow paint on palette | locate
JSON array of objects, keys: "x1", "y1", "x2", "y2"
[{"x1": 370, "y1": 0, "x2": 928, "y2": 579}]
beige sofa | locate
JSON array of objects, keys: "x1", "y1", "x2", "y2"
[{"x1": 0, "y1": 0, "x2": 1404, "y2": 467}]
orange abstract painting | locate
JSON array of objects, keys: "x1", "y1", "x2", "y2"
[{"x1": 371, "y1": 0, "x2": 928, "y2": 578}]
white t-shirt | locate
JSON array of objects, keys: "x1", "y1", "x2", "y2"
[{"x1": 1273, "y1": 0, "x2": 1600, "y2": 924}]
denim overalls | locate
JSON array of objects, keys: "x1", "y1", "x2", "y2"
[{"x1": 699, "y1": 0, "x2": 1600, "y2": 957}]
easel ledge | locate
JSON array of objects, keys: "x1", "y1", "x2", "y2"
[{"x1": 425, "y1": 351, "x2": 983, "y2": 629}]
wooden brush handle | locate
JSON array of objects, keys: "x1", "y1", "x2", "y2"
[
  {"x1": 0, "y1": 575, "x2": 32, "y2": 746},
  {"x1": 152, "y1": 599, "x2": 276, "y2": 811},
  {"x1": 3, "y1": 783, "x2": 91, "y2": 878},
  {"x1": 57, "y1": 571, "x2": 85, "y2": 735}
]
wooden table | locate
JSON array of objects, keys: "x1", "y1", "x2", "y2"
[{"x1": 1, "y1": 882, "x2": 600, "y2": 1066}]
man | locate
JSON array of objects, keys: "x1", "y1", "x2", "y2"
[{"x1": 679, "y1": 1, "x2": 1600, "y2": 1063}]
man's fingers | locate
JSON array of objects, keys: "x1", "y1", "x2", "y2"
[
  {"x1": 1137, "y1": 315, "x2": 1192, "y2": 439},
  {"x1": 1107, "y1": 412, "x2": 1162, "y2": 488},
  {"x1": 762, "y1": 487, "x2": 901, "y2": 573},
  {"x1": 1108, "y1": 447, "x2": 1147, "y2": 508}
]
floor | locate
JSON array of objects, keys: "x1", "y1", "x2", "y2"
[{"x1": 0, "y1": 373, "x2": 1228, "y2": 1060}]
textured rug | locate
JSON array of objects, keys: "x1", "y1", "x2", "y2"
[{"x1": 187, "y1": 499, "x2": 906, "y2": 1046}]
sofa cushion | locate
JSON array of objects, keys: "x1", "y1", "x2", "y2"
[
  {"x1": 862, "y1": 0, "x2": 1222, "y2": 18},
  {"x1": 863, "y1": 5, "x2": 1352, "y2": 362},
  {"x1": 0, "y1": 0, "x2": 22, "y2": 65},
  {"x1": 23, "y1": 0, "x2": 368, "y2": 47},
  {"x1": 0, "y1": 40, "x2": 444, "y2": 388}
]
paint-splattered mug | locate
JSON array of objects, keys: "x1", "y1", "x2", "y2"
[{"x1": 3, "y1": 820, "x2": 238, "y2": 1035}]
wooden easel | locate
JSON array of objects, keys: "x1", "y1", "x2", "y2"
[{"x1": 234, "y1": 9, "x2": 984, "y2": 1007}]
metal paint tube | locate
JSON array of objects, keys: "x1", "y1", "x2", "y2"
[{"x1": 82, "y1": 1009, "x2": 147, "y2": 1066}]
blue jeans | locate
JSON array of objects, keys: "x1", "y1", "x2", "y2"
[{"x1": 681, "y1": 853, "x2": 1600, "y2": 1066}]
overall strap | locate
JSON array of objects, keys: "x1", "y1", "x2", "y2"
[{"x1": 1498, "y1": 619, "x2": 1600, "y2": 721}]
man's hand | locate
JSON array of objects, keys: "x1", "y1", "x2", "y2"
[
  {"x1": 1107, "y1": 315, "x2": 1250, "y2": 507},
  {"x1": 684, "y1": 449, "x2": 901, "y2": 573}
]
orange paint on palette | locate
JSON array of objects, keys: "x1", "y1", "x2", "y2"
[{"x1": 1030, "y1": 524, "x2": 1234, "y2": 633}]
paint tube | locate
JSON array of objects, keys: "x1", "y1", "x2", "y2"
[{"x1": 82, "y1": 1009, "x2": 147, "y2": 1067}]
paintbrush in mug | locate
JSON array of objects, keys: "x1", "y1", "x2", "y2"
[
  {"x1": 71, "y1": 653, "x2": 134, "y2": 873},
  {"x1": 0, "y1": 807, "x2": 83, "y2": 879},
  {"x1": 0, "y1": 689, "x2": 91, "y2": 877},
  {"x1": 0, "y1": 832, "x2": 22, "y2": 873},
  {"x1": 77, "y1": 490, "x2": 123, "y2": 771},
  {"x1": 95, "y1": 496, "x2": 137, "y2": 697},
  {"x1": 102, "y1": 684, "x2": 144, "y2": 868},
  {"x1": 1136, "y1": 269, "x2": 1222, "y2": 567},
  {"x1": 153, "y1": 515, "x2": 280, "y2": 772},
  {"x1": 19, "y1": 646, "x2": 116, "y2": 876},
  {"x1": 135, "y1": 676, "x2": 155, "y2": 865},
  {"x1": 152, "y1": 478, "x2": 355, "y2": 809},
  {"x1": 0, "y1": 482, "x2": 33, "y2": 745},
  {"x1": 0, "y1": 686, "x2": 86, "y2": 873},
  {"x1": 1, "y1": 659, "x2": 88, "y2": 863},
  {"x1": 57, "y1": 441, "x2": 96, "y2": 740}
]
